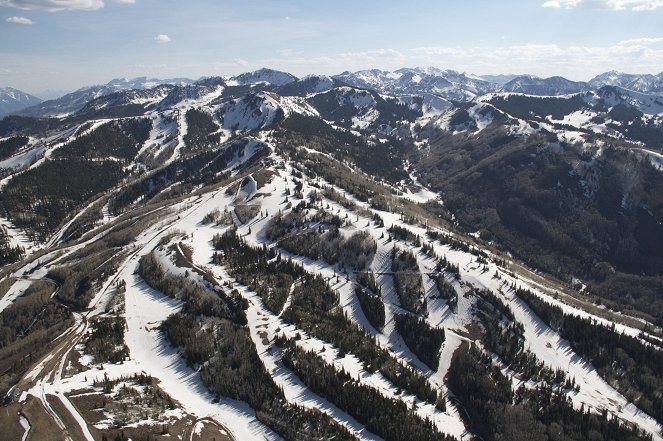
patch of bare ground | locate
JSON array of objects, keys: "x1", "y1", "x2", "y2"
[
  {"x1": 0, "y1": 277, "x2": 15, "y2": 301},
  {"x1": 168, "y1": 241, "x2": 219, "y2": 285},
  {"x1": 21, "y1": 396, "x2": 65, "y2": 441},
  {"x1": 47, "y1": 394, "x2": 88, "y2": 441},
  {"x1": 67, "y1": 375, "x2": 222, "y2": 441},
  {"x1": 191, "y1": 419, "x2": 234, "y2": 441},
  {"x1": 0, "y1": 402, "x2": 26, "y2": 441}
]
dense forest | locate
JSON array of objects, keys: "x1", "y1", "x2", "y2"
[
  {"x1": 278, "y1": 337, "x2": 454, "y2": 441},
  {"x1": 0, "y1": 159, "x2": 126, "y2": 241},
  {"x1": 450, "y1": 342, "x2": 651, "y2": 441},
  {"x1": 108, "y1": 144, "x2": 232, "y2": 215},
  {"x1": 265, "y1": 200, "x2": 377, "y2": 271},
  {"x1": 0, "y1": 280, "x2": 72, "y2": 397},
  {"x1": 355, "y1": 271, "x2": 385, "y2": 331},
  {"x1": 143, "y1": 243, "x2": 358, "y2": 440},
  {"x1": 84, "y1": 315, "x2": 129, "y2": 364},
  {"x1": 0, "y1": 226, "x2": 24, "y2": 266},
  {"x1": 394, "y1": 314, "x2": 445, "y2": 370},
  {"x1": 183, "y1": 108, "x2": 221, "y2": 152},
  {"x1": 391, "y1": 247, "x2": 426, "y2": 314},
  {"x1": 0, "y1": 136, "x2": 28, "y2": 161},
  {"x1": 415, "y1": 129, "x2": 663, "y2": 324},
  {"x1": 53, "y1": 118, "x2": 151, "y2": 162}
]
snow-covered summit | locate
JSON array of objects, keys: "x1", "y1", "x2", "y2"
[
  {"x1": 501, "y1": 75, "x2": 590, "y2": 96},
  {"x1": 589, "y1": 71, "x2": 663, "y2": 95},
  {"x1": 226, "y1": 68, "x2": 298, "y2": 87},
  {"x1": 0, "y1": 87, "x2": 42, "y2": 118}
]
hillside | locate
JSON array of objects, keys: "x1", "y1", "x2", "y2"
[
  {"x1": 0, "y1": 67, "x2": 662, "y2": 441},
  {"x1": 0, "y1": 88, "x2": 41, "y2": 119}
]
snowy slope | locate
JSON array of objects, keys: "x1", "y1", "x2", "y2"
[
  {"x1": 0, "y1": 87, "x2": 42, "y2": 118},
  {"x1": 590, "y1": 71, "x2": 663, "y2": 95},
  {"x1": 17, "y1": 77, "x2": 193, "y2": 118},
  {"x1": 226, "y1": 68, "x2": 297, "y2": 87}
]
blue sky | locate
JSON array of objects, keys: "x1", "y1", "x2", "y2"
[{"x1": 1, "y1": 0, "x2": 663, "y2": 94}]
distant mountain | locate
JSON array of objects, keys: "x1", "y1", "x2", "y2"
[
  {"x1": 501, "y1": 75, "x2": 590, "y2": 96},
  {"x1": 277, "y1": 75, "x2": 344, "y2": 96},
  {"x1": 334, "y1": 67, "x2": 498, "y2": 101},
  {"x1": 0, "y1": 87, "x2": 42, "y2": 118},
  {"x1": 594, "y1": 85, "x2": 663, "y2": 115},
  {"x1": 18, "y1": 76, "x2": 194, "y2": 118},
  {"x1": 74, "y1": 84, "x2": 177, "y2": 120},
  {"x1": 158, "y1": 76, "x2": 226, "y2": 109},
  {"x1": 589, "y1": 71, "x2": 663, "y2": 95},
  {"x1": 479, "y1": 74, "x2": 522, "y2": 85},
  {"x1": 226, "y1": 68, "x2": 297, "y2": 87},
  {"x1": 335, "y1": 68, "x2": 663, "y2": 98}
]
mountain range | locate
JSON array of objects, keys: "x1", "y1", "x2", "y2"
[
  {"x1": 0, "y1": 87, "x2": 41, "y2": 119},
  {"x1": 0, "y1": 66, "x2": 662, "y2": 441},
  {"x1": 2, "y1": 67, "x2": 663, "y2": 120}
]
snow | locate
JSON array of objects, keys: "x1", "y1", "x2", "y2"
[
  {"x1": 335, "y1": 87, "x2": 377, "y2": 108},
  {"x1": 219, "y1": 92, "x2": 285, "y2": 132},
  {"x1": 227, "y1": 68, "x2": 296, "y2": 87},
  {"x1": 6, "y1": 110, "x2": 663, "y2": 440},
  {"x1": 300, "y1": 75, "x2": 335, "y2": 93},
  {"x1": 351, "y1": 108, "x2": 379, "y2": 130},
  {"x1": 640, "y1": 148, "x2": 663, "y2": 171},
  {"x1": 224, "y1": 138, "x2": 268, "y2": 171},
  {"x1": 400, "y1": 160, "x2": 440, "y2": 204},
  {"x1": 0, "y1": 215, "x2": 36, "y2": 255},
  {"x1": 0, "y1": 145, "x2": 45, "y2": 173},
  {"x1": 18, "y1": 413, "x2": 30, "y2": 441},
  {"x1": 0, "y1": 278, "x2": 32, "y2": 314},
  {"x1": 24, "y1": 192, "x2": 283, "y2": 440},
  {"x1": 467, "y1": 103, "x2": 495, "y2": 132}
]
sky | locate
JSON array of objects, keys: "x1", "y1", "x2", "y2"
[{"x1": 1, "y1": 0, "x2": 663, "y2": 95}]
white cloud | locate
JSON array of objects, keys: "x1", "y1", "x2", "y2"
[
  {"x1": 408, "y1": 38, "x2": 663, "y2": 78},
  {"x1": 276, "y1": 48, "x2": 303, "y2": 57},
  {"x1": 0, "y1": 0, "x2": 133, "y2": 11},
  {"x1": 154, "y1": 34, "x2": 171, "y2": 43},
  {"x1": 337, "y1": 48, "x2": 407, "y2": 67},
  {"x1": 617, "y1": 36, "x2": 663, "y2": 44},
  {"x1": 6, "y1": 15, "x2": 33, "y2": 23},
  {"x1": 542, "y1": 0, "x2": 663, "y2": 10}
]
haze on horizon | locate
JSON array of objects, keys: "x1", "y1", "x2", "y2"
[{"x1": 1, "y1": 0, "x2": 663, "y2": 95}]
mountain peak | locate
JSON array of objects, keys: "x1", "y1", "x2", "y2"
[
  {"x1": 0, "y1": 87, "x2": 42, "y2": 118},
  {"x1": 228, "y1": 68, "x2": 298, "y2": 87}
]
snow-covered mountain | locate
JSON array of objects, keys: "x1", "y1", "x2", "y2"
[
  {"x1": 17, "y1": 76, "x2": 194, "y2": 118},
  {"x1": 589, "y1": 71, "x2": 663, "y2": 95},
  {"x1": 277, "y1": 75, "x2": 343, "y2": 96},
  {"x1": 226, "y1": 68, "x2": 298, "y2": 87},
  {"x1": 1, "y1": 65, "x2": 663, "y2": 441},
  {"x1": 157, "y1": 77, "x2": 226, "y2": 109},
  {"x1": 593, "y1": 85, "x2": 663, "y2": 115},
  {"x1": 334, "y1": 67, "x2": 497, "y2": 101},
  {"x1": 218, "y1": 92, "x2": 287, "y2": 131},
  {"x1": 478, "y1": 74, "x2": 522, "y2": 85},
  {"x1": 0, "y1": 87, "x2": 41, "y2": 118},
  {"x1": 75, "y1": 84, "x2": 178, "y2": 119},
  {"x1": 501, "y1": 75, "x2": 590, "y2": 95}
]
